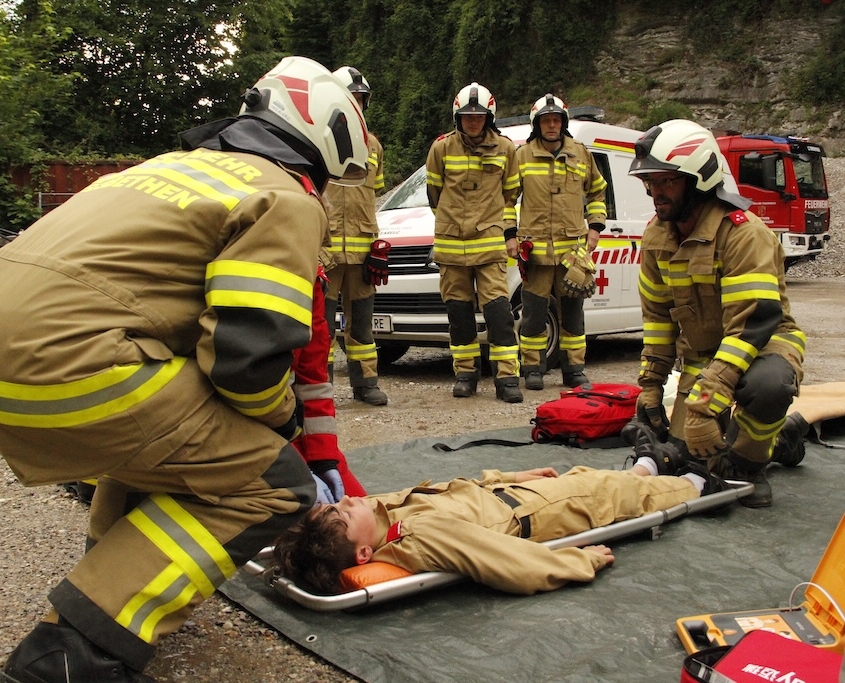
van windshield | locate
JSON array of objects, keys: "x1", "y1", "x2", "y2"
[{"x1": 380, "y1": 166, "x2": 429, "y2": 210}]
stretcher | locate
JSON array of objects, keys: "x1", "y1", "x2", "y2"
[{"x1": 241, "y1": 480, "x2": 754, "y2": 612}]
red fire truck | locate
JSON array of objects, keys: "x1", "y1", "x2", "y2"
[{"x1": 716, "y1": 133, "x2": 830, "y2": 270}]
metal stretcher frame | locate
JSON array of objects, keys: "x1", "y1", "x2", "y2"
[{"x1": 240, "y1": 481, "x2": 754, "y2": 612}]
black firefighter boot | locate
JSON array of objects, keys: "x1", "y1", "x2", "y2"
[
  {"x1": 620, "y1": 419, "x2": 687, "y2": 474},
  {"x1": 726, "y1": 455, "x2": 773, "y2": 508},
  {"x1": 494, "y1": 377, "x2": 523, "y2": 403},
  {"x1": 3, "y1": 621, "x2": 156, "y2": 682},
  {"x1": 562, "y1": 366, "x2": 592, "y2": 390},
  {"x1": 770, "y1": 413, "x2": 810, "y2": 467}
]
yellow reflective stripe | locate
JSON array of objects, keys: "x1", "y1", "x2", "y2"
[
  {"x1": 735, "y1": 411, "x2": 785, "y2": 441},
  {"x1": 689, "y1": 382, "x2": 731, "y2": 414},
  {"x1": 519, "y1": 162, "x2": 553, "y2": 176},
  {"x1": 715, "y1": 337, "x2": 758, "y2": 372},
  {"x1": 558, "y1": 334, "x2": 586, "y2": 350},
  {"x1": 520, "y1": 334, "x2": 547, "y2": 351},
  {"x1": 771, "y1": 330, "x2": 807, "y2": 356},
  {"x1": 643, "y1": 322, "x2": 677, "y2": 346},
  {"x1": 450, "y1": 343, "x2": 481, "y2": 359},
  {"x1": 567, "y1": 161, "x2": 587, "y2": 178},
  {"x1": 367, "y1": 151, "x2": 379, "y2": 167},
  {"x1": 682, "y1": 357, "x2": 708, "y2": 377},
  {"x1": 444, "y1": 155, "x2": 484, "y2": 172},
  {"x1": 721, "y1": 273, "x2": 780, "y2": 303},
  {"x1": 119, "y1": 494, "x2": 236, "y2": 640},
  {"x1": 503, "y1": 207, "x2": 517, "y2": 221},
  {"x1": 503, "y1": 172, "x2": 520, "y2": 191},
  {"x1": 116, "y1": 563, "x2": 195, "y2": 643},
  {"x1": 346, "y1": 342, "x2": 378, "y2": 361},
  {"x1": 488, "y1": 344, "x2": 519, "y2": 361},
  {"x1": 426, "y1": 171, "x2": 443, "y2": 187},
  {"x1": 329, "y1": 235, "x2": 373, "y2": 253},
  {"x1": 638, "y1": 271, "x2": 672, "y2": 303},
  {"x1": 586, "y1": 201, "x2": 606, "y2": 216},
  {"x1": 590, "y1": 176, "x2": 608, "y2": 192},
  {"x1": 205, "y1": 260, "x2": 312, "y2": 327},
  {"x1": 433, "y1": 236, "x2": 505, "y2": 256},
  {"x1": 123, "y1": 158, "x2": 258, "y2": 210},
  {"x1": 215, "y1": 369, "x2": 290, "y2": 417},
  {"x1": 0, "y1": 359, "x2": 186, "y2": 428}
]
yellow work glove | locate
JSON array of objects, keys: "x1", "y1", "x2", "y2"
[
  {"x1": 684, "y1": 412, "x2": 727, "y2": 458},
  {"x1": 684, "y1": 360, "x2": 742, "y2": 458},
  {"x1": 560, "y1": 247, "x2": 597, "y2": 298}
]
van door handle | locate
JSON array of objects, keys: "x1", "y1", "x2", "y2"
[{"x1": 610, "y1": 226, "x2": 623, "y2": 234}]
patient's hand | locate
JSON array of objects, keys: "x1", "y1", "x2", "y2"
[
  {"x1": 585, "y1": 544, "x2": 616, "y2": 568},
  {"x1": 513, "y1": 467, "x2": 559, "y2": 482}
]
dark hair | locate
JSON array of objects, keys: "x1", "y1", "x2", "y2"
[{"x1": 272, "y1": 505, "x2": 358, "y2": 594}]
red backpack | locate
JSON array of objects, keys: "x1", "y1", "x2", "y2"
[{"x1": 530, "y1": 383, "x2": 641, "y2": 448}]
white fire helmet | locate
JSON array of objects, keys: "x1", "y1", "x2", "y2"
[
  {"x1": 333, "y1": 66, "x2": 371, "y2": 111},
  {"x1": 452, "y1": 82, "x2": 496, "y2": 127},
  {"x1": 239, "y1": 56, "x2": 369, "y2": 186},
  {"x1": 628, "y1": 119, "x2": 723, "y2": 192},
  {"x1": 529, "y1": 93, "x2": 569, "y2": 130}
]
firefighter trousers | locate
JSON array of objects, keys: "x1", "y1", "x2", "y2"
[
  {"x1": 325, "y1": 263, "x2": 379, "y2": 387},
  {"x1": 439, "y1": 262, "x2": 519, "y2": 378},
  {"x1": 520, "y1": 265, "x2": 587, "y2": 372},
  {"x1": 0, "y1": 359, "x2": 314, "y2": 671}
]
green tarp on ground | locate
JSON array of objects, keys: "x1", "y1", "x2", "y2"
[{"x1": 220, "y1": 423, "x2": 845, "y2": 683}]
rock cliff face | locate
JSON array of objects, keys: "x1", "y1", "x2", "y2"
[{"x1": 595, "y1": 6, "x2": 845, "y2": 153}]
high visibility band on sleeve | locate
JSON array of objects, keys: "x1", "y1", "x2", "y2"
[
  {"x1": 714, "y1": 337, "x2": 758, "y2": 372},
  {"x1": 206, "y1": 260, "x2": 313, "y2": 328},
  {"x1": 638, "y1": 271, "x2": 672, "y2": 303},
  {"x1": 590, "y1": 177, "x2": 608, "y2": 192},
  {"x1": 426, "y1": 171, "x2": 443, "y2": 187},
  {"x1": 0, "y1": 358, "x2": 186, "y2": 428},
  {"x1": 770, "y1": 330, "x2": 807, "y2": 356},
  {"x1": 215, "y1": 370, "x2": 291, "y2": 418},
  {"x1": 721, "y1": 273, "x2": 780, "y2": 303}
]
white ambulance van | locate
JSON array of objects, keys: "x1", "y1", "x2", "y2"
[{"x1": 354, "y1": 112, "x2": 736, "y2": 367}]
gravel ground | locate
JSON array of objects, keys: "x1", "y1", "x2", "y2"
[{"x1": 2, "y1": 158, "x2": 845, "y2": 682}]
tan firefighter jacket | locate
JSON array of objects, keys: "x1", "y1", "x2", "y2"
[
  {"x1": 426, "y1": 128, "x2": 519, "y2": 266},
  {"x1": 516, "y1": 136, "x2": 607, "y2": 266},
  {"x1": 637, "y1": 199, "x2": 806, "y2": 390},
  {"x1": 322, "y1": 133, "x2": 384, "y2": 267},
  {"x1": 366, "y1": 466, "x2": 695, "y2": 595},
  {"x1": 0, "y1": 148, "x2": 327, "y2": 439}
]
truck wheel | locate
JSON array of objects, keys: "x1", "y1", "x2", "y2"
[{"x1": 511, "y1": 291, "x2": 561, "y2": 370}]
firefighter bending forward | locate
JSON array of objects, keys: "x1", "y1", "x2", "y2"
[
  {"x1": 0, "y1": 56, "x2": 369, "y2": 682},
  {"x1": 426, "y1": 82, "x2": 523, "y2": 403}
]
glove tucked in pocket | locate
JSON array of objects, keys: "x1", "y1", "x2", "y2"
[{"x1": 363, "y1": 239, "x2": 391, "y2": 286}]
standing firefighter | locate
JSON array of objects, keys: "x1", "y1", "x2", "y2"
[
  {"x1": 426, "y1": 82, "x2": 523, "y2": 403},
  {"x1": 623, "y1": 119, "x2": 806, "y2": 508},
  {"x1": 323, "y1": 66, "x2": 390, "y2": 405},
  {"x1": 0, "y1": 56, "x2": 369, "y2": 682},
  {"x1": 516, "y1": 94, "x2": 607, "y2": 391}
]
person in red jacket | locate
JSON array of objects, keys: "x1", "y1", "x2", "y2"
[{"x1": 292, "y1": 267, "x2": 367, "y2": 501}]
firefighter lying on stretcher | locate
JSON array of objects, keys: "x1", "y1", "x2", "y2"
[{"x1": 273, "y1": 449, "x2": 727, "y2": 596}]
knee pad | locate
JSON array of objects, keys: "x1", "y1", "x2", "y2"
[
  {"x1": 350, "y1": 296, "x2": 375, "y2": 343},
  {"x1": 445, "y1": 299, "x2": 478, "y2": 345},
  {"x1": 483, "y1": 296, "x2": 517, "y2": 347},
  {"x1": 735, "y1": 354, "x2": 798, "y2": 423},
  {"x1": 520, "y1": 291, "x2": 550, "y2": 338}
]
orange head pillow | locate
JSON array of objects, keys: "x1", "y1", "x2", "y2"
[{"x1": 338, "y1": 561, "x2": 414, "y2": 591}]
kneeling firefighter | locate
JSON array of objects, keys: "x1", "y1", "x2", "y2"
[
  {"x1": 0, "y1": 56, "x2": 369, "y2": 682},
  {"x1": 624, "y1": 119, "x2": 806, "y2": 508}
]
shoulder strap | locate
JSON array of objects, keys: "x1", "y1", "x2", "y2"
[{"x1": 432, "y1": 438, "x2": 533, "y2": 452}]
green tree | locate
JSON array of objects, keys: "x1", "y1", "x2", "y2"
[{"x1": 0, "y1": 0, "x2": 75, "y2": 229}]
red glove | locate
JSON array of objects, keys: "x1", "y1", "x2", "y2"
[
  {"x1": 518, "y1": 240, "x2": 533, "y2": 281},
  {"x1": 364, "y1": 239, "x2": 391, "y2": 286}
]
